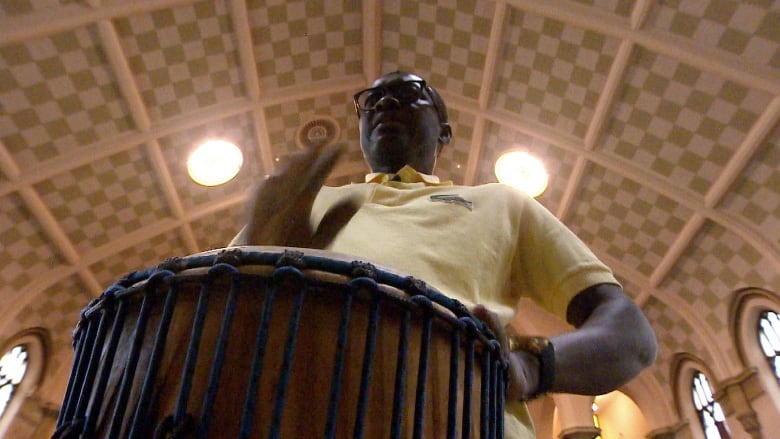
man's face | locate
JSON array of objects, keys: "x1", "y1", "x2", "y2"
[{"x1": 357, "y1": 72, "x2": 447, "y2": 174}]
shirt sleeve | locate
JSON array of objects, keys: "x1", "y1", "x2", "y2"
[{"x1": 510, "y1": 190, "x2": 619, "y2": 319}]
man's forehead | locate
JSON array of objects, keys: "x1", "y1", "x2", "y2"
[{"x1": 371, "y1": 72, "x2": 423, "y2": 87}]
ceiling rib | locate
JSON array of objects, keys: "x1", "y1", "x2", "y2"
[
  {"x1": 477, "y1": 1, "x2": 505, "y2": 111},
  {"x1": 0, "y1": 0, "x2": 200, "y2": 46},
  {"x1": 649, "y1": 213, "x2": 707, "y2": 288},
  {"x1": 18, "y1": 186, "x2": 103, "y2": 295},
  {"x1": 647, "y1": 95, "x2": 780, "y2": 288},
  {"x1": 0, "y1": 265, "x2": 86, "y2": 335},
  {"x1": 704, "y1": 95, "x2": 780, "y2": 209},
  {"x1": 3, "y1": 131, "x2": 105, "y2": 299},
  {"x1": 449, "y1": 96, "x2": 780, "y2": 265},
  {"x1": 708, "y1": 210, "x2": 780, "y2": 269},
  {"x1": 227, "y1": 0, "x2": 276, "y2": 177},
  {"x1": 362, "y1": 0, "x2": 383, "y2": 84},
  {"x1": 464, "y1": 118, "x2": 486, "y2": 186},
  {"x1": 0, "y1": 98, "x2": 257, "y2": 199},
  {"x1": 636, "y1": 27, "x2": 780, "y2": 95},
  {"x1": 96, "y1": 17, "x2": 200, "y2": 254},
  {"x1": 506, "y1": 0, "x2": 780, "y2": 94},
  {"x1": 464, "y1": 0, "x2": 507, "y2": 186},
  {"x1": 76, "y1": 218, "x2": 181, "y2": 271},
  {"x1": 0, "y1": 76, "x2": 360, "y2": 199},
  {"x1": 628, "y1": 0, "x2": 654, "y2": 30},
  {"x1": 0, "y1": 140, "x2": 19, "y2": 179},
  {"x1": 557, "y1": 38, "x2": 636, "y2": 220},
  {"x1": 230, "y1": 0, "x2": 260, "y2": 102},
  {"x1": 261, "y1": 74, "x2": 366, "y2": 105}
]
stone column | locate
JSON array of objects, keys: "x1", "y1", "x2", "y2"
[
  {"x1": 715, "y1": 368, "x2": 764, "y2": 439},
  {"x1": 559, "y1": 426, "x2": 601, "y2": 439},
  {"x1": 645, "y1": 421, "x2": 689, "y2": 439}
]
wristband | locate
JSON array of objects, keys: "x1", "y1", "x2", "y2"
[{"x1": 508, "y1": 336, "x2": 555, "y2": 399}]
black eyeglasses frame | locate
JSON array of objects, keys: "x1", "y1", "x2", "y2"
[{"x1": 352, "y1": 80, "x2": 442, "y2": 118}]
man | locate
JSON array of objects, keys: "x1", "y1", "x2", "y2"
[{"x1": 231, "y1": 71, "x2": 657, "y2": 437}]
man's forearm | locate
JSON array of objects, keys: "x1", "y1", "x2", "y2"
[{"x1": 548, "y1": 283, "x2": 657, "y2": 395}]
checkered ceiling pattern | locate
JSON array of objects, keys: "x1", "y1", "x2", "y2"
[{"x1": 0, "y1": 0, "x2": 778, "y2": 413}]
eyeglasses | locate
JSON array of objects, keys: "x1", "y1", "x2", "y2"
[{"x1": 353, "y1": 80, "x2": 440, "y2": 116}]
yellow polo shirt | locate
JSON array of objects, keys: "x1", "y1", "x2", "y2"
[
  {"x1": 231, "y1": 165, "x2": 618, "y2": 437},
  {"x1": 309, "y1": 165, "x2": 618, "y2": 438}
]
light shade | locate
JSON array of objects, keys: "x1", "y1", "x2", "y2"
[
  {"x1": 187, "y1": 139, "x2": 243, "y2": 186},
  {"x1": 494, "y1": 150, "x2": 548, "y2": 197}
]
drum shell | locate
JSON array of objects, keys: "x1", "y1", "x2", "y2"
[{"x1": 58, "y1": 250, "x2": 504, "y2": 438}]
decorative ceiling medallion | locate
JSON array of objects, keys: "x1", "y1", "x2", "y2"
[{"x1": 296, "y1": 116, "x2": 341, "y2": 149}]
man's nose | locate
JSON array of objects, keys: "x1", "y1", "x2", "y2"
[{"x1": 374, "y1": 94, "x2": 400, "y2": 111}]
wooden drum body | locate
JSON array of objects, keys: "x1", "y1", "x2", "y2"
[{"x1": 54, "y1": 247, "x2": 507, "y2": 438}]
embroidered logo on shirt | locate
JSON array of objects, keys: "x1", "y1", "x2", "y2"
[{"x1": 429, "y1": 194, "x2": 473, "y2": 210}]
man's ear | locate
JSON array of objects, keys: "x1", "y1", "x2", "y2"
[{"x1": 439, "y1": 122, "x2": 452, "y2": 145}]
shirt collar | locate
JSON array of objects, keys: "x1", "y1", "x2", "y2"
[{"x1": 365, "y1": 165, "x2": 452, "y2": 186}]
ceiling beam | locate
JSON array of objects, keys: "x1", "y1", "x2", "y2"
[
  {"x1": 0, "y1": 0, "x2": 200, "y2": 45},
  {"x1": 230, "y1": 0, "x2": 261, "y2": 102},
  {"x1": 362, "y1": 0, "x2": 383, "y2": 83},
  {"x1": 0, "y1": 73, "x2": 362, "y2": 198},
  {"x1": 445, "y1": 97, "x2": 780, "y2": 266},
  {"x1": 505, "y1": 0, "x2": 780, "y2": 94},
  {"x1": 648, "y1": 95, "x2": 780, "y2": 287},
  {"x1": 705, "y1": 95, "x2": 780, "y2": 209},
  {"x1": 557, "y1": 38, "x2": 635, "y2": 220},
  {"x1": 227, "y1": 0, "x2": 276, "y2": 177},
  {"x1": 464, "y1": 0, "x2": 507, "y2": 186},
  {"x1": 557, "y1": 0, "x2": 649, "y2": 221},
  {"x1": 95, "y1": 17, "x2": 199, "y2": 254}
]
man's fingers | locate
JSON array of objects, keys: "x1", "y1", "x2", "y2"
[
  {"x1": 306, "y1": 143, "x2": 345, "y2": 188},
  {"x1": 243, "y1": 143, "x2": 345, "y2": 247},
  {"x1": 311, "y1": 198, "x2": 360, "y2": 249},
  {"x1": 472, "y1": 305, "x2": 510, "y2": 360}
]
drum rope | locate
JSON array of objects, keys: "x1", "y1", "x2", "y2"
[
  {"x1": 237, "y1": 273, "x2": 277, "y2": 438},
  {"x1": 268, "y1": 267, "x2": 307, "y2": 439},
  {"x1": 198, "y1": 264, "x2": 241, "y2": 436},
  {"x1": 480, "y1": 339, "x2": 492, "y2": 439},
  {"x1": 128, "y1": 271, "x2": 177, "y2": 439},
  {"x1": 108, "y1": 289, "x2": 155, "y2": 438},
  {"x1": 411, "y1": 296, "x2": 434, "y2": 439},
  {"x1": 171, "y1": 274, "x2": 212, "y2": 429},
  {"x1": 352, "y1": 279, "x2": 382, "y2": 439},
  {"x1": 389, "y1": 308, "x2": 411, "y2": 439},
  {"x1": 57, "y1": 248, "x2": 509, "y2": 438},
  {"x1": 461, "y1": 318, "x2": 477, "y2": 438},
  {"x1": 446, "y1": 329, "x2": 460, "y2": 439},
  {"x1": 73, "y1": 309, "x2": 111, "y2": 421},
  {"x1": 83, "y1": 292, "x2": 127, "y2": 437},
  {"x1": 323, "y1": 289, "x2": 354, "y2": 439}
]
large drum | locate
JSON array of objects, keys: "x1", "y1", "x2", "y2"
[{"x1": 54, "y1": 247, "x2": 507, "y2": 438}]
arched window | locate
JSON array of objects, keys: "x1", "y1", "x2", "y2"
[
  {"x1": 691, "y1": 371, "x2": 731, "y2": 439},
  {"x1": 0, "y1": 345, "x2": 29, "y2": 419},
  {"x1": 758, "y1": 310, "x2": 780, "y2": 382}
]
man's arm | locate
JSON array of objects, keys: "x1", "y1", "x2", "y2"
[
  {"x1": 475, "y1": 283, "x2": 657, "y2": 400},
  {"x1": 230, "y1": 142, "x2": 357, "y2": 248}
]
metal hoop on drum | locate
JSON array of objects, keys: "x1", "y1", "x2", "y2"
[{"x1": 54, "y1": 247, "x2": 508, "y2": 439}]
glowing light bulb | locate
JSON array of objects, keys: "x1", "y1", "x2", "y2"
[
  {"x1": 494, "y1": 151, "x2": 548, "y2": 197},
  {"x1": 187, "y1": 139, "x2": 243, "y2": 186}
]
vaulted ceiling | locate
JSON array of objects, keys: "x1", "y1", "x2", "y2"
[{"x1": 0, "y1": 0, "x2": 778, "y2": 420}]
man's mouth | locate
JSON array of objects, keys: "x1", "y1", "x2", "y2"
[{"x1": 373, "y1": 120, "x2": 405, "y2": 133}]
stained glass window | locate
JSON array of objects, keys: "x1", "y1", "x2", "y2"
[
  {"x1": 758, "y1": 310, "x2": 780, "y2": 382},
  {"x1": 0, "y1": 345, "x2": 29, "y2": 419},
  {"x1": 691, "y1": 371, "x2": 731, "y2": 439}
]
